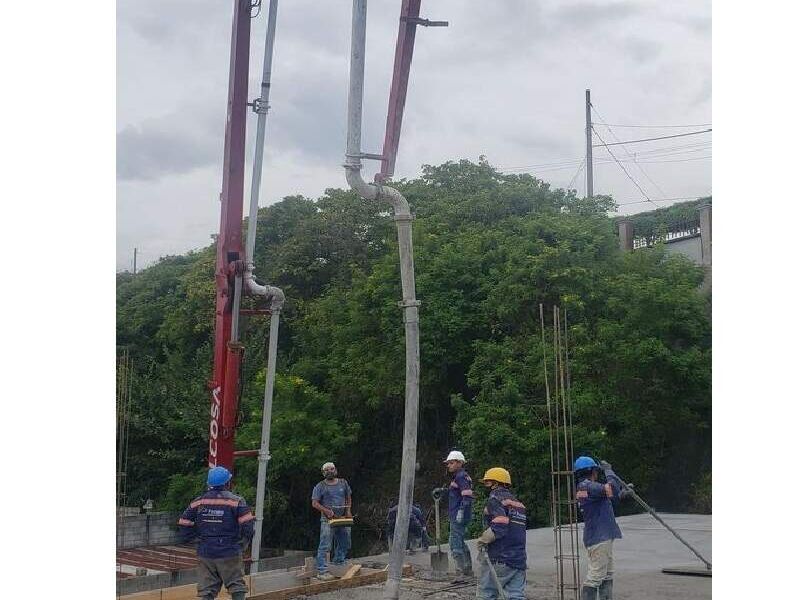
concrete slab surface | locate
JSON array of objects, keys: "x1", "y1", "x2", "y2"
[{"x1": 310, "y1": 513, "x2": 711, "y2": 599}]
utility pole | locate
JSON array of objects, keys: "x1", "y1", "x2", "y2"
[
  {"x1": 133, "y1": 247, "x2": 137, "y2": 275},
  {"x1": 585, "y1": 89, "x2": 593, "y2": 198}
]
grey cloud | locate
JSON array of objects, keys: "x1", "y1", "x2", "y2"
[
  {"x1": 117, "y1": 110, "x2": 222, "y2": 181},
  {"x1": 624, "y1": 37, "x2": 661, "y2": 64},
  {"x1": 549, "y1": 1, "x2": 645, "y2": 26}
]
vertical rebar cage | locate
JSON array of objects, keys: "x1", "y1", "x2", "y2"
[{"x1": 541, "y1": 305, "x2": 580, "y2": 600}]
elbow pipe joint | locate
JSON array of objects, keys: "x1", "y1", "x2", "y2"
[
  {"x1": 345, "y1": 164, "x2": 410, "y2": 219},
  {"x1": 244, "y1": 271, "x2": 285, "y2": 312}
]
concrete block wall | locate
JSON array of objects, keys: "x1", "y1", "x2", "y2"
[{"x1": 117, "y1": 512, "x2": 181, "y2": 549}]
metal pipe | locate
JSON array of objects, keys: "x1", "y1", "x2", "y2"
[
  {"x1": 245, "y1": 0, "x2": 280, "y2": 269},
  {"x1": 244, "y1": 0, "x2": 282, "y2": 574},
  {"x1": 616, "y1": 476, "x2": 712, "y2": 570},
  {"x1": 345, "y1": 2, "x2": 420, "y2": 597},
  {"x1": 249, "y1": 307, "x2": 281, "y2": 574}
]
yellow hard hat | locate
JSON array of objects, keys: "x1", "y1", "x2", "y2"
[{"x1": 480, "y1": 467, "x2": 511, "y2": 485}]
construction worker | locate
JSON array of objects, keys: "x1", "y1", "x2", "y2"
[
  {"x1": 311, "y1": 461, "x2": 352, "y2": 580},
  {"x1": 444, "y1": 450, "x2": 474, "y2": 577},
  {"x1": 574, "y1": 456, "x2": 623, "y2": 600},
  {"x1": 386, "y1": 502, "x2": 430, "y2": 553},
  {"x1": 177, "y1": 466, "x2": 254, "y2": 600},
  {"x1": 475, "y1": 467, "x2": 527, "y2": 600}
]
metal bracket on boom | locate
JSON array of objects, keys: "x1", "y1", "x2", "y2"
[
  {"x1": 248, "y1": 98, "x2": 270, "y2": 115},
  {"x1": 346, "y1": 152, "x2": 386, "y2": 162},
  {"x1": 400, "y1": 16, "x2": 449, "y2": 27}
]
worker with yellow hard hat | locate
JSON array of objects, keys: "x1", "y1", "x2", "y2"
[{"x1": 476, "y1": 467, "x2": 528, "y2": 600}]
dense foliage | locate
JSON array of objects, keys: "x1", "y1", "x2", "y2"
[{"x1": 117, "y1": 160, "x2": 711, "y2": 555}]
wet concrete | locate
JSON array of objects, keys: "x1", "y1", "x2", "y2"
[{"x1": 310, "y1": 513, "x2": 711, "y2": 599}]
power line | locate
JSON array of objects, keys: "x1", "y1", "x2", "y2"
[
  {"x1": 498, "y1": 141, "x2": 712, "y2": 172},
  {"x1": 566, "y1": 158, "x2": 585, "y2": 190},
  {"x1": 591, "y1": 105, "x2": 669, "y2": 199},
  {"x1": 592, "y1": 125, "x2": 658, "y2": 209},
  {"x1": 615, "y1": 194, "x2": 711, "y2": 207},
  {"x1": 592, "y1": 128, "x2": 712, "y2": 147},
  {"x1": 599, "y1": 123, "x2": 711, "y2": 128}
]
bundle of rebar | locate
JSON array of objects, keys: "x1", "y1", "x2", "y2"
[
  {"x1": 540, "y1": 305, "x2": 580, "y2": 600},
  {"x1": 117, "y1": 349, "x2": 133, "y2": 513}
]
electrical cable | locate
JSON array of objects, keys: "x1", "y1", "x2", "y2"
[
  {"x1": 591, "y1": 128, "x2": 712, "y2": 147},
  {"x1": 566, "y1": 159, "x2": 585, "y2": 190},
  {"x1": 592, "y1": 126, "x2": 658, "y2": 209},
  {"x1": 598, "y1": 122, "x2": 711, "y2": 128},
  {"x1": 591, "y1": 104, "x2": 669, "y2": 199}
]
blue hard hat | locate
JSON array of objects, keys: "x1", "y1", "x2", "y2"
[
  {"x1": 574, "y1": 456, "x2": 598, "y2": 471},
  {"x1": 208, "y1": 466, "x2": 232, "y2": 487}
]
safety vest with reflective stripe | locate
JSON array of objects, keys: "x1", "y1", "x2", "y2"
[
  {"x1": 177, "y1": 488, "x2": 255, "y2": 559},
  {"x1": 482, "y1": 486, "x2": 527, "y2": 570},
  {"x1": 448, "y1": 468, "x2": 474, "y2": 522}
]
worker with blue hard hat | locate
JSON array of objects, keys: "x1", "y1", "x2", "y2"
[
  {"x1": 177, "y1": 466, "x2": 255, "y2": 600},
  {"x1": 574, "y1": 456, "x2": 624, "y2": 600}
]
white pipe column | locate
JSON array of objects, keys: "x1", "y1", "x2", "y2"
[
  {"x1": 345, "y1": 1, "x2": 421, "y2": 597},
  {"x1": 245, "y1": 0, "x2": 282, "y2": 575},
  {"x1": 248, "y1": 287, "x2": 283, "y2": 574}
]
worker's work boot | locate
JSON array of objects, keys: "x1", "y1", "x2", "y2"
[
  {"x1": 316, "y1": 572, "x2": 336, "y2": 581},
  {"x1": 599, "y1": 579, "x2": 613, "y2": 600},
  {"x1": 581, "y1": 585, "x2": 598, "y2": 600},
  {"x1": 231, "y1": 592, "x2": 246, "y2": 600}
]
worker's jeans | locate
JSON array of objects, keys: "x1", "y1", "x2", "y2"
[
  {"x1": 478, "y1": 561, "x2": 526, "y2": 600},
  {"x1": 196, "y1": 554, "x2": 246, "y2": 599},
  {"x1": 449, "y1": 520, "x2": 472, "y2": 573},
  {"x1": 584, "y1": 539, "x2": 614, "y2": 588},
  {"x1": 316, "y1": 518, "x2": 351, "y2": 573}
]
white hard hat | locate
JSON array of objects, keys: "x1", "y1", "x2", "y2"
[
  {"x1": 322, "y1": 462, "x2": 336, "y2": 471},
  {"x1": 444, "y1": 450, "x2": 466, "y2": 463}
]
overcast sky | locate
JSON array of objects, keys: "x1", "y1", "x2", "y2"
[{"x1": 117, "y1": 0, "x2": 711, "y2": 271}]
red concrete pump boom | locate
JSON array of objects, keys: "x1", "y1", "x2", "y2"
[
  {"x1": 377, "y1": 0, "x2": 447, "y2": 183},
  {"x1": 209, "y1": 0, "x2": 253, "y2": 471}
]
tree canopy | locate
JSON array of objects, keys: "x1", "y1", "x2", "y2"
[{"x1": 117, "y1": 159, "x2": 711, "y2": 554}]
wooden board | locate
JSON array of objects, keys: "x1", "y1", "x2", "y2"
[
  {"x1": 248, "y1": 565, "x2": 413, "y2": 600},
  {"x1": 119, "y1": 565, "x2": 412, "y2": 600},
  {"x1": 340, "y1": 564, "x2": 362, "y2": 580}
]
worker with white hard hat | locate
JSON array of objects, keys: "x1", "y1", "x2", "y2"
[
  {"x1": 443, "y1": 450, "x2": 474, "y2": 577},
  {"x1": 311, "y1": 462, "x2": 352, "y2": 580}
]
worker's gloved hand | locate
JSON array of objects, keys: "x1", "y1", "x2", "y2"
[
  {"x1": 455, "y1": 509, "x2": 464, "y2": 525},
  {"x1": 477, "y1": 527, "x2": 496, "y2": 550},
  {"x1": 619, "y1": 482, "x2": 634, "y2": 500},
  {"x1": 599, "y1": 460, "x2": 612, "y2": 471}
]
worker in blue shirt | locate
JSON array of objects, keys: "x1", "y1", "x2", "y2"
[
  {"x1": 575, "y1": 456, "x2": 623, "y2": 600},
  {"x1": 444, "y1": 450, "x2": 474, "y2": 577},
  {"x1": 476, "y1": 467, "x2": 527, "y2": 600},
  {"x1": 387, "y1": 503, "x2": 430, "y2": 552},
  {"x1": 311, "y1": 461, "x2": 352, "y2": 580},
  {"x1": 177, "y1": 466, "x2": 254, "y2": 600}
]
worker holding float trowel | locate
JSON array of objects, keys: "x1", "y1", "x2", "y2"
[
  {"x1": 176, "y1": 466, "x2": 254, "y2": 600},
  {"x1": 444, "y1": 450, "x2": 474, "y2": 577},
  {"x1": 311, "y1": 461, "x2": 352, "y2": 580},
  {"x1": 574, "y1": 456, "x2": 623, "y2": 600},
  {"x1": 476, "y1": 467, "x2": 527, "y2": 600}
]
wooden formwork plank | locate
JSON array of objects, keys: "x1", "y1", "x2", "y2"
[
  {"x1": 340, "y1": 564, "x2": 362, "y2": 579},
  {"x1": 119, "y1": 574, "x2": 253, "y2": 600},
  {"x1": 248, "y1": 565, "x2": 412, "y2": 600}
]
